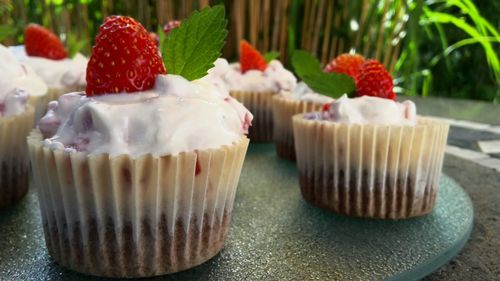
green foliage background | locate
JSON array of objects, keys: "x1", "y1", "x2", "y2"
[{"x1": 1, "y1": 0, "x2": 498, "y2": 102}]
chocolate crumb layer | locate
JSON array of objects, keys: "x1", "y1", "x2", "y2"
[
  {"x1": 42, "y1": 211, "x2": 231, "y2": 278},
  {"x1": 0, "y1": 161, "x2": 29, "y2": 208},
  {"x1": 299, "y1": 169, "x2": 437, "y2": 219}
]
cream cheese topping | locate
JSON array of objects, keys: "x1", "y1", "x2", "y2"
[
  {"x1": 206, "y1": 58, "x2": 297, "y2": 93},
  {"x1": 39, "y1": 74, "x2": 253, "y2": 157},
  {"x1": 9, "y1": 45, "x2": 87, "y2": 88},
  {"x1": 318, "y1": 95, "x2": 417, "y2": 125}
]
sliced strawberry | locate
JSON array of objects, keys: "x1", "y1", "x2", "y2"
[
  {"x1": 163, "y1": 20, "x2": 181, "y2": 35},
  {"x1": 355, "y1": 60, "x2": 396, "y2": 100},
  {"x1": 324, "y1": 53, "x2": 365, "y2": 79},
  {"x1": 86, "y1": 16, "x2": 166, "y2": 96},
  {"x1": 24, "y1": 23, "x2": 67, "y2": 60},
  {"x1": 240, "y1": 40, "x2": 267, "y2": 73}
]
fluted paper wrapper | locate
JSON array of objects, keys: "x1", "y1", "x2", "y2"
[
  {"x1": 0, "y1": 107, "x2": 34, "y2": 208},
  {"x1": 293, "y1": 115, "x2": 449, "y2": 219},
  {"x1": 230, "y1": 90, "x2": 276, "y2": 142},
  {"x1": 28, "y1": 130, "x2": 249, "y2": 278},
  {"x1": 272, "y1": 95, "x2": 323, "y2": 161}
]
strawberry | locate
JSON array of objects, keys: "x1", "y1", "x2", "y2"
[
  {"x1": 24, "y1": 23, "x2": 67, "y2": 60},
  {"x1": 240, "y1": 40, "x2": 267, "y2": 73},
  {"x1": 324, "y1": 53, "x2": 364, "y2": 79},
  {"x1": 355, "y1": 59, "x2": 396, "y2": 100},
  {"x1": 86, "y1": 16, "x2": 166, "y2": 96},
  {"x1": 163, "y1": 20, "x2": 181, "y2": 35}
]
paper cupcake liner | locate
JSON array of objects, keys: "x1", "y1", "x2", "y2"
[
  {"x1": 0, "y1": 107, "x2": 35, "y2": 208},
  {"x1": 230, "y1": 90, "x2": 276, "y2": 142},
  {"x1": 272, "y1": 95, "x2": 324, "y2": 161},
  {"x1": 293, "y1": 115, "x2": 449, "y2": 219},
  {"x1": 28, "y1": 130, "x2": 249, "y2": 278}
]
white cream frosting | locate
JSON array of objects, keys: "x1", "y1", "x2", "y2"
[
  {"x1": 38, "y1": 74, "x2": 253, "y2": 157},
  {"x1": 9, "y1": 45, "x2": 87, "y2": 88},
  {"x1": 318, "y1": 95, "x2": 417, "y2": 125},
  {"x1": 0, "y1": 44, "x2": 46, "y2": 116},
  {"x1": 206, "y1": 58, "x2": 297, "y2": 93},
  {"x1": 282, "y1": 82, "x2": 334, "y2": 104}
]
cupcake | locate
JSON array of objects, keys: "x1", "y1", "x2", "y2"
[
  {"x1": 0, "y1": 44, "x2": 48, "y2": 122},
  {"x1": 292, "y1": 54, "x2": 449, "y2": 219},
  {"x1": 28, "y1": 12, "x2": 251, "y2": 277},
  {"x1": 207, "y1": 41, "x2": 296, "y2": 142},
  {"x1": 0, "y1": 60, "x2": 35, "y2": 208},
  {"x1": 9, "y1": 24, "x2": 87, "y2": 108},
  {"x1": 272, "y1": 82, "x2": 333, "y2": 161}
]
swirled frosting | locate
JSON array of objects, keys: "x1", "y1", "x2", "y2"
[{"x1": 282, "y1": 82, "x2": 334, "y2": 104}]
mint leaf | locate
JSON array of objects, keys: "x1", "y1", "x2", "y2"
[
  {"x1": 302, "y1": 72, "x2": 356, "y2": 98},
  {"x1": 66, "y1": 32, "x2": 88, "y2": 58},
  {"x1": 292, "y1": 50, "x2": 322, "y2": 77},
  {"x1": 263, "y1": 51, "x2": 280, "y2": 62},
  {"x1": 163, "y1": 5, "x2": 228, "y2": 81},
  {"x1": 292, "y1": 50, "x2": 355, "y2": 98},
  {"x1": 0, "y1": 25, "x2": 17, "y2": 41}
]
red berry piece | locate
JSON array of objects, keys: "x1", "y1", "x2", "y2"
[
  {"x1": 24, "y1": 23, "x2": 67, "y2": 60},
  {"x1": 86, "y1": 16, "x2": 166, "y2": 96},
  {"x1": 163, "y1": 20, "x2": 181, "y2": 35},
  {"x1": 149, "y1": 32, "x2": 159, "y2": 46},
  {"x1": 324, "y1": 53, "x2": 365, "y2": 79},
  {"x1": 240, "y1": 40, "x2": 267, "y2": 73},
  {"x1": 355, "y1": 59, "x2": 396, "y2": 100}
]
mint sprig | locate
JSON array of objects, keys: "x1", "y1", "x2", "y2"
[
  {"x1": 263, "y1": 51, "x2": 280, "y2": 62},
  {"x1": 292, "y1": 50, "x2": 355, "y2": 98},
  {"x1": 162, "y1": 5, "x2": 228, "y2": 81}
]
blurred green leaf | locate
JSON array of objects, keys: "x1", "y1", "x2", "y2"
[
  {"x1": 0, "y1": 25, "x2": 17, "y2": 41},
  {"x1": 263, "y1": 51, "x2": 279, "y2": 62}
]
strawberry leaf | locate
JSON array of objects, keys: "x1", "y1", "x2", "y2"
[
  {"x1": 163, "y1": 5, "x2": 228, "y2": 81},
  {"x1": 292, "y1": 50, "x2": 355, "y2": 98},
  {"x1": 263, "y1": 51, "x2": 280, "y2": 62}
]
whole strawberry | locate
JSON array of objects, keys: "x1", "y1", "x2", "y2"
[
  {"x1": 324, "y1": 53, "x2": 364, "y2": 79},
  {"x1": 86, "y1": 16, "x2": 166, "y2": 96},
  {"x1": 24, "y1": 23, "x2": 67, "y2": 60},
  {"x1": 355, "y1": 59, "x2": 395, "y2": 100},
  {"x1": 163, "y1": 20, "x2": 181, "y2": 35},
  {"x1": 240, "y1": 40, "x2": 267, "y2": 73}
]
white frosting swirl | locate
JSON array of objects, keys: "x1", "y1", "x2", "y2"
[
  {"x1": 206, "y1": 58, "x2": 297, "y2": 93},
  {"x1": 9, "y1": 45, "x2": 87, "y2": 88},
  {"x1": 0, "y1": 44, "x2": 46, "y2": 116},
  {"x1": 282, "y1": 82, "x2": 334, "y2": 104},
  {"x1": 318, "y1": 95, "x2": 417, "y2": 125},
  {"x1": 39, "y1": 74, "x2": 253, "y2": 157}
]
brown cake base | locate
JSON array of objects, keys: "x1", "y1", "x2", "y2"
[
  {"x1": 0, "y1": 162, "x2": 29, "y2": 209},
  {"x1": 42, "y1": 212, "x2": 231, "y2": 278},
  {"x1": 299, "y1": 170, "x2": 437, "y2": 219},
  {"x1": 274, "y1": 141, "x2": 296, "y2": 161}
]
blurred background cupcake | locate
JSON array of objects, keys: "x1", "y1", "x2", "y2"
[
  {"x1": 272, "y1": 81, "x2": 333, "y2": 161},
  {"x1": 0, "y1": 50, "x2": 35, "y2": 208},
  {"x1": 9, "y1": 24, "x2": 87, "y2": 110}
]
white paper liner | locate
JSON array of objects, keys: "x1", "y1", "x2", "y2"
[
  {"x1": 28, "y1": 130, "x2": 249, "y2": 277},
  {"x1": 230, "y1": 90, "x2": 276, "y2": 142},
  {"x1": 272, "y1": 95, "x2": 324, "y2": 161},
  {"x1": 0, "y1": 107, "x2": 34, "y2": 208},
  {"x1": 293, "y1": 115, "x2": 449, "y2": 219}
]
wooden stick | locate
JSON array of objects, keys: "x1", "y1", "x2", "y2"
[
  {"x1": 263, "y1": 0, "x2": 271, "y2": 51},
  {"x1": 374, "y1": 0, "x2": 390, "y2": 60},
  {"x1": 279, "y1": 0, "x2": 289, "y2": 60},
  {"x1": 312, "y1": 0, "x2": 326, "y2": 55},
  {"x1": 321, "y1": 0, "x2": 334, "y2": 64}
]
